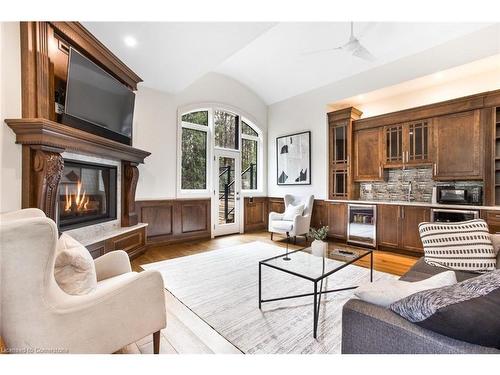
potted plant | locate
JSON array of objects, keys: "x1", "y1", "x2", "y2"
[{"x1": 309, "y1": 226, "x2": 329, "y2": 257}]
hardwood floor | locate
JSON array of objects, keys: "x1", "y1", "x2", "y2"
[
  {"x1": 132, "y1": 231, "x2": 418, "y2": 276},
  {"x1": 121, "y1": 231, "x2": 419, "y2": 354}
]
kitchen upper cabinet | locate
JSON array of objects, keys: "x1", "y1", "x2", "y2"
[
  {"x1": 353, "y1": 127, "x2": 383, "y2": 181},
  {"x1": 327, "y1": 202, "x2": 347, "y2": 239},
  {"x1": 377, "y1": 204, "x2": 429, "y2": 253},
  {"x1": 433, "y1": 110, "x2": 482, "y2": 180},
  {"x1": 407, "y1": 120, "x2": 432, "y2": 165},
  {"x1": 377, "y1": 204, "x2": 400, "y2": 248},
  {"x1": 384, "y1": 125, "x2": 404, "y2": 166},
  {"x1": 383, "y1": 120, "x2": 432, "y2": 168}
]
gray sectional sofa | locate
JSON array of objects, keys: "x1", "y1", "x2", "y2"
[{"x1": 341, "y1": 258, "x2": 500, "y2": 354}]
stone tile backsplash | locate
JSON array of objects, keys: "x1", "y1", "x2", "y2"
[{"x1": 359, "y1": 167, "x2": 483, "y2": 203}]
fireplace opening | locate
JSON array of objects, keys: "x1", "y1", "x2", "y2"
[{"x1": 58, "y1": 160, "x2": 117, "y2": 230}]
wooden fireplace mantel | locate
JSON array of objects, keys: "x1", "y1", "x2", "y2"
[
  {"x1": 7, "y1": 22, "x2": 149, "y2": 227},
  {"x1": 5, "y1": 118, "x2": 150, "y2": 226},
  {"x1": 5, "y1": 118, "x2": 151, "y2": 164}
]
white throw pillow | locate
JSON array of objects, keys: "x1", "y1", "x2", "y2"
[
  {"x1": 54, "y1": 233, "x2": 97, "y2": 295},
  {"x1": 283, "y1": 204, "x2": 304, "y2": 221},
  {"x1": 354, "y1": 271, "x2": 457, "y2": 307}
]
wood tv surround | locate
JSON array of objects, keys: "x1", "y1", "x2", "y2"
[{"x1": 3, "y1": 22, "x2": 154, "y2": 258}]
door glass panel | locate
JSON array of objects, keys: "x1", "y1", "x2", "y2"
[
  {"x1": 335, "y1": 125, "x2": 346, "y2": 162},
  {"x1": 409, "y1": 122, "x2": 428, "y2": 161},
  {"x1": 387, "y1": 126, "x2": 402, "y2": 162},
  {"x1": 214, "y1": 110, "x2": 239, "y2": 150},
  {"x1": 334, "y1": 171, "x2": 346, "y2": 196},
  {"x1": 218, "y1": 156, "x2": 236, "y2": 224}
]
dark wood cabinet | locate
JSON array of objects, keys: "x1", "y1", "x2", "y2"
[
  {"x1": 328, "y1": 108, "x2": 362, "y2": 199},
  {"x1": 383, "y1": 120, "x2": 432, "y2": 168},
  {"x1": 85, "y1": 225, "x2": 147, "y2": 260},
  {"x1": 377, "y1": 204, "x2": 429, "y2": 253},
  {"x1": 353, "y1": 127, "x2": 383, "y2": 181},
  {"x1": 433, "y1": 110, "x2": 482, "y2": 180},
  {"x1": 377, "y1": 204, "x2": 400, "y2": 248},
  {"x1": 400, "y1": 206, "x2": 429, "y2": 253},
  {"x1": 407, "y1": 120, "x2": 432, "y2": 165},
  {"x1": 327, "y1": 202, "x2": 347, "y2": 240},
  {"x1": 383, "y1": 124, "x2": 404, "y2": 166},
  {"x1": 482, "y1": 210, "x2": 500, "y2": 234}
]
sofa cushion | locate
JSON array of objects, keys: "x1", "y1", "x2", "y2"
[
  {"x1": 390, "y1": 269, "x2": 500, "y2": 349},
  {"x1": 419, "y1": 219, "x2": 497, "y2": 273},
  {"x1": 271, "y1": 220, "x2": 294, "y2": 232},
  {"x1": 355, "y1": 271, "x2": 457, "y2": 307},
  {"x1": 400, "y1": 258, "x2": 478, "y2": 283},
  {"x1": 55, "y1": 233, "x2": 97, "y2": 295}
]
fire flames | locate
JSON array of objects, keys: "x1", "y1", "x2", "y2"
[{"x1": 64, "y1": 182, "x2": 90, "y2": 212}]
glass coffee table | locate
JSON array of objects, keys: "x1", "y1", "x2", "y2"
[{"x1": 258, "y1": 245, "x2": 373, "y2": 339}]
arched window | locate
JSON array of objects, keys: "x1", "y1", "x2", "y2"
[{"x1": 178, "y1": 107, "x2": 262, "y2": 196}]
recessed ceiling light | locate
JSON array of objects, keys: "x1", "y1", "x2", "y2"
[
  {"x1": 357, "y1": 94, "x2": 365, "y2": 100},
  {"x1": 124, "y1": 36, "x2": 137, "y2": 48}
]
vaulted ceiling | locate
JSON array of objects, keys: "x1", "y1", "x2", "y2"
[{"x1": 84, "y1": 22, "x2": 497, "y2": 104}]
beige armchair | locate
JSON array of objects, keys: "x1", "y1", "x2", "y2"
[
  {"x1": 269, "y1": 194, "x2": 314, "y2": 244},
  {"x1": 0, "y1": 208, "x2": 166, "y2": 354}
]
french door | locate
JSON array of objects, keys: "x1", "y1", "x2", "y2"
[{"x1": 213, "y1": 149, "x2": 241, "y2": 236}]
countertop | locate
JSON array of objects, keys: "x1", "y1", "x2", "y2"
[{"x1": 325, "y1": 199, "x2": 500, "y2": 211}]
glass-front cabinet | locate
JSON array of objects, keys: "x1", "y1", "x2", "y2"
[
  {"x1": 328, "y1": 107, "x2": 362, "y2": 200},
  {"x1": 383, "y1": 119, "x2": 432, "y2": 168}
]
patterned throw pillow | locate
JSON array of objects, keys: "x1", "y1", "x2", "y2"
[
  {"x1": 418, "y1": 219, "x2": 497, "y2": 273},
  {"x1": 390, "y1": 270, "x2": 500, "y2": 349}
]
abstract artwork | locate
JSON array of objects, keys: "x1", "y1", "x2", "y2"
[{"x1": 276, "y1": 131, "x2": 311, "y2": 185}]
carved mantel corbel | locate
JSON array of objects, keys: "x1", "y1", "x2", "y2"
[
  {"x1": 121, "y1": 161, "x2": 139, "y2": 227},
  {"x1": 27, "y1": 147, "x2": 64, "y2": 220}
]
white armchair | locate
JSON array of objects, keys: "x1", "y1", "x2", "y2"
[
  {"x1": 0, "y1": 208, "x2": 166, "y2": 354},
  {"x1": 268, "y1": 194, "x2": 314, "y2": 244}
]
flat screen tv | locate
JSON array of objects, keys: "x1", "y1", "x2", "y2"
[{"x1": 63, "y1": 48, "x2": 135, "y2": 145}]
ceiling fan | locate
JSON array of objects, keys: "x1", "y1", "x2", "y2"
[{"x1": 303, "y1": 22, "x2": 376, "y2": 61}]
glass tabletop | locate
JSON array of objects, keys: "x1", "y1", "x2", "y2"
[{"x1": 259, "y1": 244, "x2": 372, "y2": 282}]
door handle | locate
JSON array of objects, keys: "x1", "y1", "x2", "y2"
[{"x1": 434, "y1": 163, "x2": 437, "y2": 175}]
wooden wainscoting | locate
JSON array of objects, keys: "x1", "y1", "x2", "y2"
[
  {"x1": 136, "y1": 199, "x2": 211, "y2": 246},
  {"x1": 243, "y1": 197, "x2": 268, "y2": 232}
]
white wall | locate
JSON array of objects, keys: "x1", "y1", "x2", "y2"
[
  {"x1": 0, "y1": 22, "x2": 22, "y2": 213},
  {"x1": 133, "y1": 72, "x2": 268, "y2": 200},
  {"x1": 267, "y1": 25, "x2": 500, "y2": 199}
]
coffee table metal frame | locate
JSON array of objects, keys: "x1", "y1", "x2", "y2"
[{"x1": 258, "y1": 247, "x2": 373, "y2": 339}]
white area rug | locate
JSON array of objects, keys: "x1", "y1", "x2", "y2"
[{"x1": 142, "y1": 241, "x2": 396, "y2": 354}]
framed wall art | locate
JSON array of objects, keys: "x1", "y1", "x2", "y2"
[{"x1": 276, "y1": 130, "x2": 311, "y2": 185}]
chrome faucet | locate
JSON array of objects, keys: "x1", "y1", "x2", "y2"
[{"x1": 407, "y1": 181, "x2": 413, "y2": 202}]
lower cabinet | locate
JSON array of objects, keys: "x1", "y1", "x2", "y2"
[
  {"x1": 482, "y1": 211, "x2": 500, "y2": 234},
  {"x1": 327, "y1": 202, "x2": 347, "y2": 240},
  {"x1": 377, "y1": 204, "x2": 430, "y2": 253},
  {"x1": 85, "y1": 225, "x2": 147, "y2": 260},
  {"x1": 377, "y1": 204, "x2": 400, "y2": 248},
  {"x1": 400, "y1": 206, "x2": 430, "y2": 253}
]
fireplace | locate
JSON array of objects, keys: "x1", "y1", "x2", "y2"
[{"x1": 58, "y1": 160, "x2": 117, "y2": 230}]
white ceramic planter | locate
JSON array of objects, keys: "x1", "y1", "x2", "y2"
[{"x1": 311, "y1": 240, "x2": 327, "y2": 257}]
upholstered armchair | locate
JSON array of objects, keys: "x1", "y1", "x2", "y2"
[
  {"x1": 0, "y1": 208, "x2": 166, "y2": 354},
  {"x1": 268, "y1": 194, "x2": 314, "y2": 243}
]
